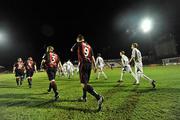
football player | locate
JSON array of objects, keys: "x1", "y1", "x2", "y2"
[
  {"x1": 95, "y1": 53, "x2": 107, "y2": 80},
  {"x1": 13, "y1": 58, "x2": 25, "y2": 86},
  {"x1": 71, "y1": 34, "x2": 104, "y2": 111},
  {"x1": 129, "y1": 43, "x2": 156, "y2": 88},
  {"x1": 66, "y1": 60, "x2": 74, "y2": 79},
  {"x1": 117, "y1": 51, "x2": 138, "y2": 83},
  {"x1": 41, "y1": 46, "x2": 63, "y2": 100},
  {"x1": 25, "y1": 57, "x2": 37, "y2": 88}
]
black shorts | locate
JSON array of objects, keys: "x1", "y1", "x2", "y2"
[
  {"x1": 15, "y1": 69, "x2": 24, "y2": 77},
  {"x1": 26, "y1": 70, "x2": 34, "y2": 77},
  {"x1": 46, "y1": 67, "x2": 57, "y2": 81},
  {"x1": 79, "y1": 61, "x2": 92, "y2": 84}
]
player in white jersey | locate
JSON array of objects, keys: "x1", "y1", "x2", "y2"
[
  {"x1": 66, "y1": 60, "x2": 74, "y2": 79},
  {"x1": 117, "y1": 51, "x2": 139, "y2": 83},
  {"x1": 129, "y1": 43, "x2": 156, "y2": 88},
  {"x1": 95, "y1": 53, "x2": 107, "y2": 80},
  {"x1": 62, "y1": 62, "x2": 68, "y2": 76}
]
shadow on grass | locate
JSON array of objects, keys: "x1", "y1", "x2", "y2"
[
  {"x1": 33, "y1": 100, "x2": 98, "y2": 113},
  {"x1": 0, "y1": 84, "x2": 18, "y2": 88}
]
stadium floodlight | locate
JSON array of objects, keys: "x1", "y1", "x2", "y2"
[{"x1": 140, "y1": 18, "x2": 152, "y2": 33}]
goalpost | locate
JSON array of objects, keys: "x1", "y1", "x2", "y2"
[{"x1": 162, "y1": 57, "x2": 180, "y2": 66}]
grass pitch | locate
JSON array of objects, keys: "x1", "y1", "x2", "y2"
[{"x1": 0, "y1": 65, "x2": 180, "y2": 120}]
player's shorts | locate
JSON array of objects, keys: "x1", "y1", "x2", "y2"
[
  {"x1": 26, "y1": 70, "x2": 34, "y2": 77},
  {"x1": 135, "y1": 62, "x2": 143, "y2": 73},
  {"x1": 46, "y1": 67, "x2": 57, "y2": 81},
  {"x1": 79, "y1": 61, "x2": 92, "y2": 84},
  {"x1": 122, "y1": 65, "x2": 132, "y2": 73},
  {"x1": 97, "y1": 65, "x2": 104, "y2": 71},
  {"x1": 15, "y1": 69, "x2": 25, "y2": 77}
]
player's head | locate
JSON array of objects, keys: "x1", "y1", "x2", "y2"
[
  {"x1": 131, "y1": 43, "x2": 139, "y2": 49},
  {"x1": 28, "y1": 57, "x2": 33, "y2": 61},
  {"x1": 98, "y1": 53, "x2": 101, "y2": 57},
  {"x1": 120, "y1": 51, "x2": 125, "y2": 56},
  {"x1": 76, "y1": 34, "x2": 84, "y2": 42},
  {"x1": 46, "y1": 46, "x2": 54, "y2": 52},
  {"x1": 17, "y1": 58, "x2": 22, "y2": 62}
]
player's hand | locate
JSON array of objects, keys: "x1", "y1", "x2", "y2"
[{"x1": 94, "y1": 67, "x2": 97, "y2": 73}]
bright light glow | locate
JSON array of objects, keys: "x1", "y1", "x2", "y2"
[
  {"x1": 0, "y1": 32, "x2": 8, "y2": 47},
  {"x1": 140, "y1": 18, "x2": 152, "y2": 33}
]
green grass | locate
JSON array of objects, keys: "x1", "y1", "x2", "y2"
[{"x1": 0, "y1": 65, "x2": 180, "y2": 120}]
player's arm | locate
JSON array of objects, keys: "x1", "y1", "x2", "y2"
[
  {"x1": 91, "y1": 50, "x2": 97, "y2": 72},
  {"x1": 92, "y1": 56, "x2": 97, "y2": 72},
  {"x1": 95, "y1": 57, "x2": 98, "y2": 66},
  {"x1": 57, "y1": 57, "x2": 63, "y2": 72},
  {"x1": 129, "y1": 50, "x2": 135, "y2": 64},
  {"x1": 70, "y1": 43, "x2": 78, "y2": 52},
  {"x1": 13, "y1": 64, "x2": 16, "y2": 74},
  {"x1": 40, "y1": 53, "x2": 46, "y2": 69},
  {"x1": 34, "y1": 63, "x2": 37, "y2": 72}
]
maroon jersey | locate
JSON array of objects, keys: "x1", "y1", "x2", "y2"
[
  {"x1": 44, "y1": 52, "x2": 60, "y2": 68},
  {"x1": 25, "y1": 60, "x2": 36, "y2": 71},
  {"x1": 14, "y1": 61, "x2": 25, "y2": 71},
  {"x1": 77, "y1": 42, "x2": 94, "y2": 63}
]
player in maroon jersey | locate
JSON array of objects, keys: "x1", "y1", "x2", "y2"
[
  {"x1": 13, "y1": 58, "x2": 25, "y2": 86},
  {"x1": 41, "y1": 46, "x2": 63, "y2": 101},
  {"x1": 25, "y1": 57, "x2": 37, "y2": 88},
  {"x1": 71, "y1": 34, "x2": 104, "y2": 111}
]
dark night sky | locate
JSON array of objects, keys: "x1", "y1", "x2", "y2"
[{"x1": 0, "y1": 0, "x2": 180, "y2": 68}]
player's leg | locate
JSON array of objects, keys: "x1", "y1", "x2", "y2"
[
  {"x1": 127, "y1": 65, "x2": 139, "y2": 84},
  {"x1": 85, "y1": 62, "x2": 104, "y2": 110},
  {"x1": 134, "y1": 64, "x2": 140, "y2": 84},
  {"x1": 117, "y1": 67, "x2": 125, "y2": 82},
  {"x1": 97, "y1": 68, "x2": 101, "y2": 79},
  {"x1": 79, "y1": 63, "x2": 87, "y2": 101},
  {"x1": 47, "y1": 68, "x2": 59, "y2": 100},
  {"x1": 19, "y1": 71, "x2": 24, "y2": 86},
  {"x1": 15, "y1": 70, "x2": 20, "y2": 86},
  {"x1": 27, "y1": 71, "x2": 31, "y2": 88},
  {"x1": 16, "y1": 77, "x2": 20, "y2": 86},
  {"x1": 101, "y1": 67, "x2": 107, "y2": 80}
]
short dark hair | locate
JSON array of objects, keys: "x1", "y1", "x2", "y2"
[
  {"x1": 132, "y1": 43, "x2": 139, "y2": 48},
  {"x1": 77, "y1": 34, "x2": 84, "y2": 41}
]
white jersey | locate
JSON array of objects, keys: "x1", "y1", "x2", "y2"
[
  {"x1": 131, "y1": 48, "x2": 142, "y2": 63},
  {"x1": 66, "y1": 61, "x2": 74, "y2": 71},
  {"x1": 96, "y1": 56, "x2": 105, "y2": 68},
  {"x1": 121, "y1": 55, "x2": 129, "y2": 66}
]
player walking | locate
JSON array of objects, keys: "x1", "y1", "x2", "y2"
[
  {"x1": 71, "y1": 34, "x2": 104, "y2": 111},
  {"x1": 117, "y1": 51, "x2": 138, "y2": 83},
  {"x1": 13, "y1": 58, "x2": 25, "y2": 86},
  {"x1": 95, "y1": 53, "x2": 107, "y2": 80},
  {"x1": 41, "y1": 46, "x2": 63, "y2": 100},
  {"x1": 129, "y1": 43, "x2": 156, "y2": 88},
  {"x1": 66, "y1": 60, "x2": 74, "y2": 79},
  {"x1": 24, "y1": 57, "x2": 37, "y2": 88}
]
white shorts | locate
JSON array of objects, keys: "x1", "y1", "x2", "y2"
[
  {"x1": 135, "y1": 62, "x2": 143, "y2": 74},
  {"x1": 98, "y1": 65, "x2": 104, "y2": 71},
  {"x1": 122, "y1": 65, "x2": 132, "y2": 73}
]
